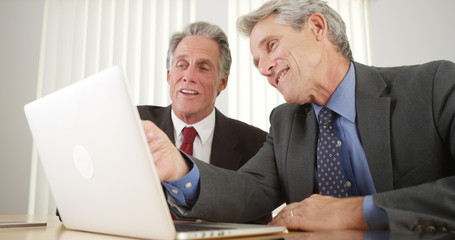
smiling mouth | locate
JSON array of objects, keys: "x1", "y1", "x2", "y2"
[
  {"x1": 276, "y1": 69, "x2": 288, "y2": 84},
  {"x1": 180, "y1": 89, "x2": 199, "y2": 95}
]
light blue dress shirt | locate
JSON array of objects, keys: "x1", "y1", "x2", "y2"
[
  {"x1": 163, "y1": 62, "x2": 387, "y2": 230},
  {"x1": 313, "y1": 62, "x2": 387, "y2": 230}
]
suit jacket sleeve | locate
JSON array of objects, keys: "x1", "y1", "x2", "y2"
[
  {"x1": 171, "y1": 106, "x2": 299, "y2": 223},
  {"x1": 370, "y1": 61, "x2": 455, "y2": 233}
]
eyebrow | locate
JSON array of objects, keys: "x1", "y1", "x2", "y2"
[{"x1": 174, "y1": 54, "x2": 187, "y2": 62}]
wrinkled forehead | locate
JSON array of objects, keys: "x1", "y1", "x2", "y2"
[{"x1": 173, "y1": 36, "x2": 220, "y2": 65}]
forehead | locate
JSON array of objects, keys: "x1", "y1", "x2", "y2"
[
  {"x1": 250, "y1": 14, "x2": 281, "y2": 46},
  {"x1": 174, "y1": 36, "x2": 220, "y2": 63}
]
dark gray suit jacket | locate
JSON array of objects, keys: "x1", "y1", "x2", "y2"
[
  {"x1": 137, "y1": 105, "x2": 268, "y2": 170},
  {"x1": 175, "y1": 61, "x2": 455, "y2": 232}
]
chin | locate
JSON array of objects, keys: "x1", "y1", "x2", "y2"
[
  {"x1": 283, "y1": 95, "x2": 298, "y2": 105},
  {"x1": 178, "y1": 108, "x2": 197, "y2": 115}
]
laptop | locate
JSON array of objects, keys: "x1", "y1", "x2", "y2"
[{"x1": 24, "y1": 66, "x2": 286, "y2": 239}]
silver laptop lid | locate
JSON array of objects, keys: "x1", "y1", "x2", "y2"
[{"x1": 25, "y1": 66, "x2": 176, "y2": 239}]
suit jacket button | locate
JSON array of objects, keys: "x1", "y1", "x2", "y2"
[
  {"x1": 425, "y1": 226, "x2": 436, "y2": 232},
  {"x1": 414, "y1": 225, "x2": 424, "y2": 233}
]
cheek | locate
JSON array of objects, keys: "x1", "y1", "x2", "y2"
[
  {"x1": 201, "y1": 75, "x2": 219, "y2": 91},
  {"x1": 168, "y1": 73, "x2": 181, "y2": 87}
]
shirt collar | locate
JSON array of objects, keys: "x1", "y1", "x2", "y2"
[
  {"x1": 171, "y1": 108, "x2": 216, "y2": 144},
  {"x1": 313, "y1": 62, "x2": 356, "y2": 123}
]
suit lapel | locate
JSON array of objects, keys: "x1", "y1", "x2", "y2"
[
  {"x1": 354, "y1": 62, "x2": 393, "y2": 192},
  {"x1": 210, "y1": 110, "x2": 242, "y2": 169},
  {"x1": 286, "y1": 106, "x2": 318, "y2": 202}
]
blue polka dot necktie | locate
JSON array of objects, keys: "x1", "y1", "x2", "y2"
[{"x1": 315, "y1": 107, "x2": 349, "y2": 197}]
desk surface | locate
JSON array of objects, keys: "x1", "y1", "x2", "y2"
[
  {"x1": 0, "y1": 215, "x2": 299, "y2": 240},
  {"x1": 7, "y1": 215, "x2": 450, "y2": 240}
]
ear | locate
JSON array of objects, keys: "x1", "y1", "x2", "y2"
[
  {"x1": 217, "y1": 76, "x2": 228, "y2": 95},
  {"x1": 308, "y1": 13, "x2": 327, "y2": 41},
  {"x1": 167, "y1": 70, "x2": 171, "y2": 83}
]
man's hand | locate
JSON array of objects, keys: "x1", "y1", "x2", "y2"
[
  {"x1": 270, "y1": 194, "x2": 367, "y2": 231},
  {"x1": 142, "y1": 120, "x2": 190, "y2": 182}
]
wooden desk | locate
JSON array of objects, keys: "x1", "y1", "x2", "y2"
[
  {"x1": 6, "y1": 215, "x2": 422, "y2": 239},
  {"x1": 0, "y1": 215, "x2": 294, "y2": 240}
]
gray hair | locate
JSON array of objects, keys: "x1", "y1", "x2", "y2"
[
  {"x1": 166, "y1": 22, "x2": 232, "y2": 79},
  {"x1": 237, "y1": 0, "x2": 352, "y2": 61}
]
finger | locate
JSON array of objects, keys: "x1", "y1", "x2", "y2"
[
  {"x1": 275, "y1": 203, "x2": 297, "y2": 219},
  {"x1": 270, "y1": 206, "x2": 293, "y2": 225},
  {"x1": 270, "y1": 213, "x2": 302, "y2": 230},
  {"x1": 270, "y1": 202, "x2": 310, "y2": 231},
  {"x1": 142, "y1": 120, "x2": 157, "y2": 141},
  {"x1": 148, "y1": 136, "x2": 165, "y2": 155},
  {"x1": 142, "y1": 121, "x2": 173, "y2": 153}
]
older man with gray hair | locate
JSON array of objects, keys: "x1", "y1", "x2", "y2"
[
  {"x1": 139, "y1": 22, "x2": 269, "y2": 222},
  {"x1": 142, "y1": 0, "x2": 455, "y2": 234}
]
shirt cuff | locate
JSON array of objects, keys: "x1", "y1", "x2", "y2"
[
  {"x1": 363, "y1": 195, "x2": 389, "y2": 230},
  {"x1": 162, "y1": 152, "x2": 200, "y2": 207}
]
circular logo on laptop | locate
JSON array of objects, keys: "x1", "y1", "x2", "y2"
[{"x1": 73, "y1": 145, "x2": 94, "y2": 179}]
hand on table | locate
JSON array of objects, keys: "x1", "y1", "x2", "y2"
[{"x1": 270, "y1": 194, "x2": 368, "y2": 231}]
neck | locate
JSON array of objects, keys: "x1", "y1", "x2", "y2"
[
  {"x1": 314, "y1": 55, "x2": 350, "y2": 106},
  {"x1": 172, "y1": 107, "x2": 214, "y2": 125}
]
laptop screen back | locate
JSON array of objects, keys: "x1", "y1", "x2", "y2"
[{"x1": 25, "y1": 66, "x2": 176, "y2": 239}]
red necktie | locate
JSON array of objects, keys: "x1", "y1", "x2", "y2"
[{"x1": 180, "y1": 127, "x2": 198, "y2": 155}]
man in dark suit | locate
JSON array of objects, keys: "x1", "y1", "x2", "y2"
[
  {"x1": 139, "y1": 21, "x2": 266, "y2": 169},
  {"x1": 142, "y1": 0, "x2": 455, "y2": 233},
  {"x1": 139, "y1": 22, "x2": 269, "y2": 222}
]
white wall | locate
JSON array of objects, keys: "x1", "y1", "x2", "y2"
[
  {"x1": 368, "y1": 0, "x2": 455, "y2": 66},
  {"x1": 0, "y1": 0, "x2": 45, "y2": 214},
  {"x1": 1, "y1": 0, "x2": 455, "y2": 215}
]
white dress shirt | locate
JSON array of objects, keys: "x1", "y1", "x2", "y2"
[{"x1": 171, "y1": 109, "x2": 215, "y2": 164}]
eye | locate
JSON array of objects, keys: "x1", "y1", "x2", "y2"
[
  {"x1": 200, "y1": 64, "x2": 210, "y2": 71},
  {"x1": 268, "y1": 41, "x2": 277, "y2": 51},
  {"x1": 175, "y1": 60, "x2": 188, "y2": 69}
]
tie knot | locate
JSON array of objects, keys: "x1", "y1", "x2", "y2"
[
  {"x1": 182, "y1": 127, "x2": 198, "y2": 144},
  {"x1": 318, "y1": 107, "x2": 336, "y2": 125}
]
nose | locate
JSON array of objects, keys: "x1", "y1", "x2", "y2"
[
  {"x1": 258, "y1": 57, "x2": 274, "y2": 77},
  {"x1": 182, "y1": 67, "x2": 196, "y2": 82}
]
